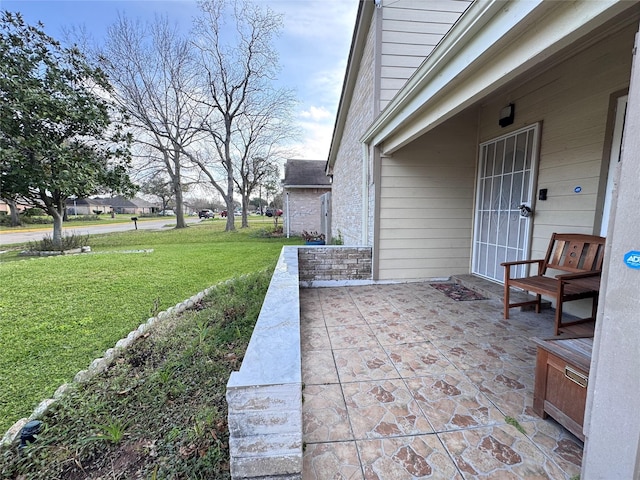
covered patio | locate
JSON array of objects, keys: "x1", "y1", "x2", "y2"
[{"x1": 301, "y1": 279, "x2": 588, "y2": 479}]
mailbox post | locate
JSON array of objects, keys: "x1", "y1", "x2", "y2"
[{"x1": 131, "y1": 217, "x2": 138, "y2": 230}]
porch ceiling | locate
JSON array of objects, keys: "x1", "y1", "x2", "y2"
[{"x1": 365, "y1": 0, "x2": 635, "y2": 155}]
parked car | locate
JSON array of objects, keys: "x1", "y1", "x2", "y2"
[
  {"x1": 265, "y1": 208, "x2": 283, "y2": 217},
  {"x1": 159, "y1": 209, "x2": 175, "y2": 216},
  {"x1": 198, "y1": 209, "x2": 214, "y2": 219},
  {"x1": 220, "y1": 210, "x2": 228, "y2": 217}
]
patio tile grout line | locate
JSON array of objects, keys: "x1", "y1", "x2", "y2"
[{"x1": 301, "y1": 285, "x2": 582, "y2": 479}]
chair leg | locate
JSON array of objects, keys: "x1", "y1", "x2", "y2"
[
  {"x1": 535, "y1": 294, "x2": 541, "y2": 314},
  {"x1": 554, "y1": 299, "x2": 564, "y2": 336},
  {"x1": 504, "y1": 279, "x2": 510, "y2": 319}
]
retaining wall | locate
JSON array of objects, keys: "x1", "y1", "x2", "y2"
[{"x1": 226, "y1": 246, "x2": 372, "y2": 479}]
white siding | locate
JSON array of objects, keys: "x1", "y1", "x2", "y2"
[
  {"x1": 379, "y1": 0, "x2": 471, "y2": 111},
  {"x1": 377, "y1": 109, "x2": 477, "y2": 280}
]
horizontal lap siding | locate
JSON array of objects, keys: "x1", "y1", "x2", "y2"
[
  {"x1": 377, "y1": 110, "x2": 477, "y2": 280},
  {"x1": 379, "y1": 0, "x2": 471, "y2": 111},
  {"x1": 478, "y1": 23, "x2": 635, "y2": 261}
]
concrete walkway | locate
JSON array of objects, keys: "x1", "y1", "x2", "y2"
[{"x1": 300, "y1": 282, "x2": 583, "y2": 479}]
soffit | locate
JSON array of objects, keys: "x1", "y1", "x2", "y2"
[{"x1": 364, "y1": 0, "x2": 635, "y2": 155}]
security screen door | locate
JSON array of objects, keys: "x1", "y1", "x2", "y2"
[{"x1": 472, "y1": 124, "x2": 539, "y2": 283}]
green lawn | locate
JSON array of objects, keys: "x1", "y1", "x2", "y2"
[{"x1": 0, "y1": 222, "x2": 299, "y2": 433}]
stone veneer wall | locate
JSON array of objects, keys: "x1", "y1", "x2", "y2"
[
  {"x1": 226, "y1": 246, "x2": 372, "y2": 479},
  {"x1": 226, "y1": 247, "x2": 303, "y2": 479},
  {"x1": 298, "y1": 246, "x2": 372, "y2": 283}
]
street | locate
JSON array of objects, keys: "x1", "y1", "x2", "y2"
[{"x1": 0, "y1": 217, "x2": 201, "y2": 247}]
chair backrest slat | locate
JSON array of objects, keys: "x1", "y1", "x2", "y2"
[{"x1": 541, "y1": 233, "x2": 605, "y2": 275}]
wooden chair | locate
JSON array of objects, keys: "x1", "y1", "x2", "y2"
[{"x1": 502, "y1": 233, "x2": 605, "y2": 335}]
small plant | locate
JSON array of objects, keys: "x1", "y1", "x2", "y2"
[
  {"x1": 331, "y1": 231, "x2": 344, "y2": 245},
  {"x1": 84, "y1": 419, "x2": 129, "y2": 444},
  {"x1": 301, "y1": 230, "x2": 325, "y2": 243},
  {"x1": 195, "y1": 317, "x2": 211, "y2": 345},
  {"x1": 505, "y1": 416, "x2": 526, "y2": 434},
  {"x1": 149, "y1": 296, "x2": 162, "y2": 317},
  {"x1": 27, "y1": 232, "x2": 90, "y2": 252}
]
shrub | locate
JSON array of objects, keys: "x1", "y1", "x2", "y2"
[
  {"x1": 27, "y1": 232, "x2": 90, "y2": 252},
  {"x1": 65, "y1": 215, "x2": 102, "y2": 222},
  {"x1": 23, "y1": 207, "x2": 46, "y2": 217},
  {"x1": 20, "y1": 215, "x2": 52, "y2": 225}
]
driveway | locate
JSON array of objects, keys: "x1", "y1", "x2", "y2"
[{"x1": 0, "y1": 217, "x2": 201, "y2": 246}]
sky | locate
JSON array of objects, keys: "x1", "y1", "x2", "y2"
[{"x1": 1, "y1": 0, "x2": 359, "y2": 161}]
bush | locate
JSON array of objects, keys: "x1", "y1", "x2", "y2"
[
  {"x1": 20, "y1": 216, "x2": 52, "y2": 225},
  {"x1": 27, "y1": 232, "x2": 90, "y2": 252},
  {"x1": 65, "y1": 214, "x2": 101, "y2": 222},
  {"x1": 22, "y1": 207, "x2": 46, "y2": 217}
]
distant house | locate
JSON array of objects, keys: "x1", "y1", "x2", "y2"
[
  {"x1": 65, "y1": 196, "x2": 158, "y2": 215},
  {"x1": 282, "y1": 159, "x2": 332, "y2": 237},
  {"x1": 65, "y1": 197, "x2": 111, "y2": 215},
  {"x1": 107, "y1": 196, "x2": 157, "y2": 215}
]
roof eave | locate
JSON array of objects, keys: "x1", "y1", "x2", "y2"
[
  {"x1": 361, "y1": 0, "x2": 633, "y2": 153},
  {"x1": 326, "y1": 0, "x2": 375, "y2": 173}
]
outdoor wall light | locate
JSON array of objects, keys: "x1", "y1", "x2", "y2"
[{"x1": 499, "y1": 103, "x2": 515, "y2": 127}]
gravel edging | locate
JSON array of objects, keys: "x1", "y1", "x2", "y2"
[{"x1": 0, "y1": 284, "x2": 214, "y2": 448}]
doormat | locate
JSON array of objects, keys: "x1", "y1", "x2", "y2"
[{"x1": 429, "y1": 283, "x2": 487, "y2": 301}]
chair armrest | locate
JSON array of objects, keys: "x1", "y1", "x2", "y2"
[
  {"x1": 556, "y1": 270, "x2": 602, "y2": 281},
  {"x1": 500, "y1": 259, "x2": 544, "y2": 267},
  {"x1": 502, "y1": 259, "x2": 545, "y2": 281}
]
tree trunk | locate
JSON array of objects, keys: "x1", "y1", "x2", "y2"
[
  {"x1": 224, "y1": 132, "x2": 236, "y2": 232},
  {"x1": 174, "y1": 186, "x2": 187, "y2": 228},
  {"x1": 51, "y1": 209, "x2": 64, "y2": 249},
  {"x1": 6, "y1": 199, "x2": 21, "y2": 227},
  {"x1": 241, "y1": 192, "x2": 249, "y2": 228}
]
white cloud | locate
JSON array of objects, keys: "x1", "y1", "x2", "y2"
[{"x1": 300, "y1": 106, "x2": 331, "y2": 121}]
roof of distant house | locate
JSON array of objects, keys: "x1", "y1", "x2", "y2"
[
  {"x1": 283, "y1": 159, "x2": 332, "y2": 188},
  {"x1": 104, "y1": 196, "x2": 156, "y2": 208}
]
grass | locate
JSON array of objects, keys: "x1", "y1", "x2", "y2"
[
  {"x1": 0, "y1": 269, "x2": 272, "y2": 479},
  {"x1": 0, "y1": 221, "x2": 299, "y2": 433}
]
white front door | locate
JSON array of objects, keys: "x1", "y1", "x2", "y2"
[{"x1": 473, "y1": 124, "x2": 540, "y2": 283}]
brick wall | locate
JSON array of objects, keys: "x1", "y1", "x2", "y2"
[
  {"x1": 298, "y1": 246, "x2": 372, "y2": 282},
  {"x1": 331, "y1": 19, "x2": 376, "y2": 246},
  {"x1": 284, "y1": 188, "x2": 330, "y2": 236}
]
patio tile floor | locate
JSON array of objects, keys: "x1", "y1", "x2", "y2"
[{"x1": 301, "y1": 282, "x2": 585, "y2": 479}]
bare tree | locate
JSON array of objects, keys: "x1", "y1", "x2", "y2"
[
  {"x1": 100, "y1": 15, "x2": 202, "y2": 228},
  {"x1": 190, "y1": 0, "x2": 297, "y2": 231}
]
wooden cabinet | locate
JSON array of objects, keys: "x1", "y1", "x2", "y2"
[{"x1": 533, "y1": 336, "x2": 593, "y2": 441}]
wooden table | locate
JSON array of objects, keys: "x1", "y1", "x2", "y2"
[{"x1": 532, "y1": 336, "x2": 593, "y2": 441}]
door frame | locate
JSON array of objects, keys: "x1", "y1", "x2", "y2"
[
  {"x1": 600, "y1": 93, "x2": 627, "y2": 237},
  {"x1": 472, "y1": 122, "x2": 541, "y2": 283}
]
